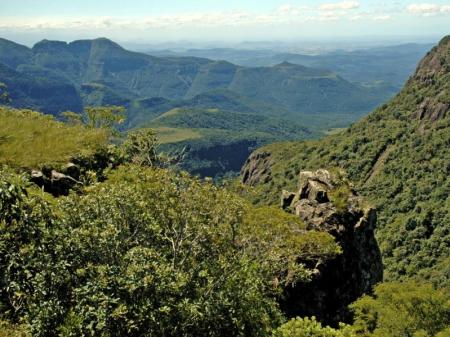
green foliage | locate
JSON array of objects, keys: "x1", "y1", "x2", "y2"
[
  {"x1": 144, "y1": 107, "x2": 315, "y2": 178},
  {"x1": 240, "y1": 206, "x2": 341, "y2": 285},
  {"x1": 273, "y1": 317, "x2": 356, "y2": 337},
  {"x1": 0, "y1": 107, "x2": 108, "y2": 168},
  {"x1": 84, "y1": 105, "x2": 126, "y2": 131},
  {"x1": 350, "y1": 282, "x2": 450, "y2": 337},
  {"x1": 0, "y1": 164, "x2": 340, "y2": 336},
  {"x1": 0, "y1": 82, "x2": 10, "y2": 105},
  {"x1": 61, "y1": 111, "x2": 83, "y2": 125},
  {"x1": 436, "y1": 328, "x2": 450, "y2": 337},
  {"x1": 0, "y1": 320, "x2": 29, "y2": 337},
  {"x1": 327, "y1": 170, "x2": 352, "y2": 213},
  {"x1": 121, "y1": 128, "x2": 160, "y2": 166}
]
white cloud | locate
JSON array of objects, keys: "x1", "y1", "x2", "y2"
[
  {"x1": 441, "y1": 5, "x2": 450, "y2": 12},
  {"x1": 0, "y1": 2, "x2": 403, "y2": 32},
  {"x1": 406, "y1": 3, "x2": 450, "y2": 16},
  {"x1": 319, "y1": 1, "x2": 360, "y2": 11},
  {"x1": 275, "y1": 5, "x2": 305, "y2": 16},
  {"x1": 0, "y1": 9, "x2": 308, "y2": 31},
  {"x1": 318, "y1": 11, "x2": 343, "y2": 21},
  {"x1": 349, "y1": 14, "x2": 364, "y2": 20},
  {"x1": 373, "y1": 15, "x2": 392, "y2": 21}
]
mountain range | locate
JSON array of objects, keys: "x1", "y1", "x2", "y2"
[
  {"x1": 148, "y1": 43, "x2": 432, "y2": 89},
  {"x1": 0, "y1": 37, "x2": 394, "y2": 125},
  {"x1": 0, "y1": 36, "x2": 410, "y2": 177}
]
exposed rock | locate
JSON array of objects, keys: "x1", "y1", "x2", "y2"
[
  {"x1": 30, "y1": 170, "x2": 45, "y2": 187},
  {"x1": 241, "y1": 151, "x2": 272, "y2": 186},
  {"x1": 416, "y1": 99, "x2": 449, "y2": 122},
  {"x1": 281, "y1": 190, "x2": 296, "y2": 210},
  {"x1": 64, "y1": 162, "x2": 80, "y2": 179},
  {"x1": 29, "y1": 167, "x2": 80, "y2": 196},
  {"x1": 410, "y1": 37, "x2": 450, "y2": 133},
  {"x1": 280, "y1": 169, "x2": 383, "y2": 325}
]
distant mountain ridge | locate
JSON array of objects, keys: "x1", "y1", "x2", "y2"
[
  {"x1": 149, "y1": 43, "x2": 433, "y2": 89},
  {"x1": 0, "y1": 37, "x2": 393, "y2": 124}
]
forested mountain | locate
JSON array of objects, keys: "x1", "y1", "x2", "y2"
[
  {"x1": 0, "y1": 37, "x2": 392, "y2": 122},
  {"x1": 0, "y1": 62, "x2": 83, "y2": 115},
  {"x1": 241, "y1": 36, "x2": 450, "y2": 286}
]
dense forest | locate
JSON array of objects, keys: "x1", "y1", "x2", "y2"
[{"x1": 0, "y1": 29, "x2": 449, "y2": 337}]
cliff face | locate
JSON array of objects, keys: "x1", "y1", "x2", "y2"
[{"x1": 279, "y1": 170, "x2": 382, "y2": 324}]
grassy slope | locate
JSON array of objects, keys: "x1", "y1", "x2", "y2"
[
  {"x1": 243, "y1": 36, "x2": 450, "y2": 286},
  {"x1": 0, "y1": 107, "x2": 108, "y2": 168}
]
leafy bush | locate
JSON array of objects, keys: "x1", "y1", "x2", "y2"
[
  {"x1": 121, "y1": 128, "x2": 161, "y2": 167},
  {"x1": 0, "y1": 165, "x2": 340, "y2": 337},
  {"x1": 0, "y1": 320, "x2": 29, "y2": 337},
  {"x1": 350, "y1": 282, "x2": 450, "y2": 337},
  {"x1": 273, "y1": 317, "x2": 356, "y2": 337}
]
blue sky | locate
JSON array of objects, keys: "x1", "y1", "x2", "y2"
[{"x1": 0, "y1": 1, "x2": 449, "y2": 45}]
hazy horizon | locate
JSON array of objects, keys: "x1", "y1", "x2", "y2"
[{"x1": 1, "y1": 0, "x2": 449, "y2": 48}]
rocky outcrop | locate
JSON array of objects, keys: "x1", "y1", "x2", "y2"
[
  {"x1": 411, "y1": 36, "x2": 450, "y2": 132},
  {"x1": 241, "y1": 151, "x2": 272, "y2": 186},
  {"x1": 280, "y1": 169, "x2": 383, "y2": 325},
  {"x1": 31, "y1": 163, "x2": 81, "y2": 196}
]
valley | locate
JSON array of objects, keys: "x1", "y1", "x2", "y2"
[{"x1": 0, "y1": 37, "x2": 409, "y2": 177}]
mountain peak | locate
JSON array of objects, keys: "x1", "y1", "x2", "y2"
[
  {"x1": 91, "y1": 37, "x2": 123, "y2": 49},
  {"x1": 32, "y1": 39, "x2": 68, "y2": 53},
  {"x1": 68, "y1": 37, "x2": 123, "y2": 49},
  {"x1": 276, "y1": 61, "x2": 296, "y2": 67},
  {"x1": 413, "y1": 35, "x2": 449, "y2": 80}
]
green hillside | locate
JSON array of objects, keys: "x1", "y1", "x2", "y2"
[
  {"x1": 0, "y1": 37, "x2": 399, "y2": 179},
  {"x1": 144, "y1": 107, "x2": 314, "y2": 177},
  {"x1": 0, "y1": 62, "x2": 83, "y2": 114},
  {"x1": 241, "y1": 36, "x2": 450, "y2": 286},
  {"x1": 148, "y1": 43, "x2": 431, "y2": 90},
  {"x1": 1, "y1": 106, "x2": 449, "y2": 337}
]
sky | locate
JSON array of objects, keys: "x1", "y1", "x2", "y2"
[{"x1": 0, "y1": 0, "x2": 449, "y2": 46}]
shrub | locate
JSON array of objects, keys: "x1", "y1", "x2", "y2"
[{"x1": 273, "y1": 317, "x2": 356, "y2": 337}]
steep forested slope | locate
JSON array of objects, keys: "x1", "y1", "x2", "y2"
[{"x1": 241, "y1": 36, "x2": 450, "y2": 286}]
